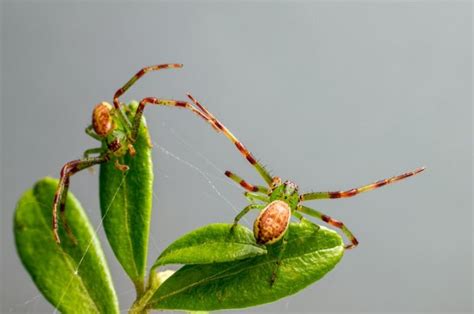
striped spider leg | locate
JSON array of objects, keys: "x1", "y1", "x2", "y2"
[{"x1": 183, "y1": 94, "x2": 425, "y2": 284}]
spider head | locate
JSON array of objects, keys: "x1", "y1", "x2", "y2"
[
  {"x1": 269, "y1": 178, "x2": 299, "y2": 209},
  {"x1": 92, "y1": 102, "x2": 115, "y2": 137}
]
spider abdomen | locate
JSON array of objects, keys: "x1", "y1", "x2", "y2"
[
  {"x1": 92, "y1": 102, "x2": 114, "y2": 136},
  {"x1": 254, "y1": 200, "x2": 291, "y2": 245}
]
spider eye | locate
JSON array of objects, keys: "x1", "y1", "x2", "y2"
[{"x1": 92, "y1": 102, "x2": 114, "y2": 137}]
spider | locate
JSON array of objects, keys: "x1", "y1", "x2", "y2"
[
  {"x1": 166, "y1": 93, "x2": 425, "y2": 284},
  {"x1": 52, "y1": 63, "x2": 214, "y2": 243}
]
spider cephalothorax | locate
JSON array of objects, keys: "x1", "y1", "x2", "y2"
[{"x1": 269, "y1": 179, "x2": 299, "y2": 208}]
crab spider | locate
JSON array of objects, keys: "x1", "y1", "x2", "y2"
[
  {"x1": 181, "y1": 94, "x2": 425, "y2": 284},
  {"x1": 52, "y1": 64, "x2": 213, "y2": 243}
]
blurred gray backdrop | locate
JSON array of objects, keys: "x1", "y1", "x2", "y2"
[{"x1": 1, "y1": 1, "x2": 472, "y2": 313}]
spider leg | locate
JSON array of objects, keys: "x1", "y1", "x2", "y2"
[
  {"x1": 270, "y1": 229, "x2": 290, "y2": 286},
  {"x1": 83, "y1": 148, "x2": 105, "y2": 174},
  {"x1": 244, "y1": 191, "x2": 270, "y2": 203},
  {"x1": 114, "y1": 159, "x2": 129, "y2": 172},
  {"x1": 297, "y1": 205, "x2": 358, "y2": 249},
  {"x1": 231, "y1": 204, "x2": 265, "y2": 231},
  {"x1": 186, "y1": 94, "x2": 273, "y2": 186},
  {"x1": 85, "y1": 125, "x2": 102, "y2": 141},
  {"x1": 113, "y1": 63, "x2": 183, "y2": 109},
  {"x1": 83, "y1": 147, "x2": 104, "y2": 159},
  {"x1": 225, "y1": 170, "x2": 268, "y2": 193},
  {"x1": 299, "y1": 167, "x2": 425, "y2": 201},
  {"x1": 130, "y1": 97, "x2": 210, "y2": 142},
  {"x1": 292, "y1": 210, "x2": 305, "y2": 222},
  {"x1": 58, "y1": 176, "x2": 78, "y2": 245},
  {"x1": 52, "y1": 155, "x2": 110, "y2": 243},
  {"x1": 292, "y1": 211, "x2": 320, "y2": 231}
]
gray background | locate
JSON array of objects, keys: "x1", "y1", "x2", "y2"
[{"x1": 1, "y1": 1, "x2": 472, "y2": 313}]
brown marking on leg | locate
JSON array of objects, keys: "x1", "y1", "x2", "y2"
[
  {"x1": 213, "y1": 120, "x2": 225, "y2": 131},
  {"x1": 345, "y1": 237, "x2": 359, "y2": 249},
  {"x1": 301, "y1": 167, "x2": 426, "y2": 201},
  {"x1": 329, "y1": 189, "x2": 357, "y2": 198},
  {"x1": 59, "y1": 177, "x2": 78, "y2": 245},
  {"x1": 130, "y1": 97, "x2": 196, "y2": 142},
  {"x1": 53, "y1": 156, "x2": 110, "y2": 243},
  {"x1": 297, "y1": 205, "x2": 359, "y2": 250},
  {"x1": 323, "y1": 216, "x2": 357, "y2": 248},
  {"x1": 52, "y1": 190, "x2": 61, "y2": 242},
  {"x1": 157, "y1": 63, "x2": 181, "y2": 69},
  {"x1": 136, "y1": 68, "x2": 146, "y2": 77},
  {"x1": 174, "y1": 101, "x2": 188, "y2": 107},
  {"x1": 53, "y1": 161, "x2": 83, "y2": 243},
  {"x1": 246, "y1": 154, "x2": 257, "y2": 165},
  {"x1": 374, "y1": 180, "x2": 389, "y2": 188},
  {"x1": 225, "y1": 170, "x2": 259, "y2": 192},
  {"x1": 186, "y1": 93, "x2": 273, "y2": 185},
  {"x1": 234, "y1": 141, "x2": 246, "y2": 154},
  {"x1": 186, "y1": 93, "x2": 212, "y2": 117},
  {"x1": 324, "y1": 216, "x2": 344, "y2": 228},
  {"x1": 113, "y1": 63, "x2": 184, "y2": 109},
  {"x1": 240, "y1": 180, "x2": 259, "y2": 192},
  {"x1": 59, "y1": 178, "x2": 69, "y2": 215},
  {"x1": 234, "y1": 142, "x2": 256, "y2": 164},
  {"x1": 321, "y1": 214, "x2": 330, "y2": 223}
]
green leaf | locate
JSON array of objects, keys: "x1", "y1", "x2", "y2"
[
  {"x1": 148, "y1": 222, "x2": 344, "y2": 311},
  {"x1": 14, "y1": 177, "x2": 119, "y2": 314},
  {"x1": 153, "y1": 223, "x2": 267, "y2": 267},
  {"x1": 99, "y1": 102, "x2": 153, "y2": 286}
]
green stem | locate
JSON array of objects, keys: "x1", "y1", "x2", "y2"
[
  {"x1": 129, "y1": 288, "x2": 154, "y2": 314},
  {"x1": 133, "y1": 278, "x2": 145, "y2": 299},
  {"x1": 129, "y1": 269, "x2": 165, "y2": 314}
]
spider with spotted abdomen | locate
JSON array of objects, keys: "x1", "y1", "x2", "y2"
[
  {"x1": 52, "y1": 63, "x2": 217, "y2": 244},
  {"x1": 174, "y1": 94, "x2": 425, "y2": 284}
]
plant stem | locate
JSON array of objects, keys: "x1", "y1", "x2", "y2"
[
  {"x1": 129, "y1": 269, "x2": 173, "y2": 314},
  {"x1": 129, "y1": 285, "x2": 155, "y2": 314},
  {"x1": 134, "y1": 279, "x2": 145, "y2": 298}
]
